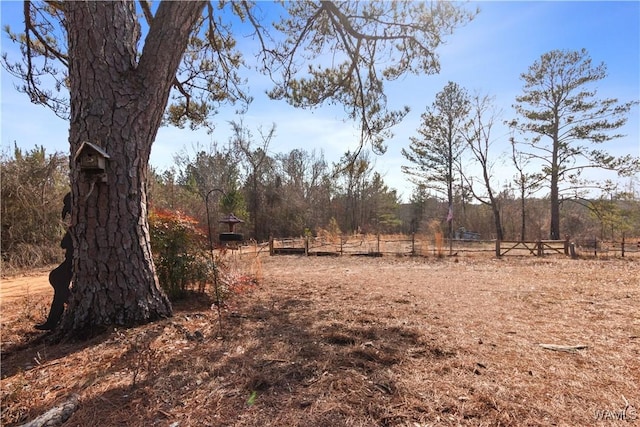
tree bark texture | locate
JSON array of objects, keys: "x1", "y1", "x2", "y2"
[{"x1": 61, "y1": 1, "x2": 206, "y2": 333}]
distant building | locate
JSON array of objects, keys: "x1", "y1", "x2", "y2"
[{"x1": 456, "y1": 227, "x2": 480, "y2": 240}]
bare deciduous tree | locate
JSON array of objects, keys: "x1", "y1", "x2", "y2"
[{"x1": 461, "y1": 94, "x2": 503, "y2": 240}]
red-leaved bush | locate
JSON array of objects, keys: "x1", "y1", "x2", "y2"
[{"x1": 148, "y1": 209, "x2": 211, "y2": 300}]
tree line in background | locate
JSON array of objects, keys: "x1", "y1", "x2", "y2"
[{"x1": 3, "y1": 135, "x2": 638, "y2": 271}]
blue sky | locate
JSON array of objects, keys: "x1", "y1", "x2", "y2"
[{"x1": 1, "y1": 1, "x2": 639, "y2": 202}]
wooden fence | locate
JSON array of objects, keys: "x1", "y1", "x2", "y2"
[
  {"x1": 270, "y1": 235, "x2": 499, "y2": 257},
  {"x1": 270, "y1": 235, "x2": 415, "y2": 257},
  {"x1": 495, "y1": 239, "x2": 569, "y2": 257},
  {"x1": 572, "y1": 235, "x2": 639, "y2": 258},
  {"x1": 266, "y1": 234, "x2": 639, "y2": 258}
]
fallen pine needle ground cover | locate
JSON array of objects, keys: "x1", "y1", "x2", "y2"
[{"x1": 1, "y1": 255, "x2": 638, "y2": 426}]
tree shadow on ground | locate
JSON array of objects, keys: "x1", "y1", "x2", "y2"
[
  {"x1": 92, "y1": 290, "x2": 458, "y2": 426},
  {"x1": 4, "y1": 287, "x2": 467, "y2": 426},
  {"x1": 0, "y1": 291, "x2": 214, "y2": 379}
]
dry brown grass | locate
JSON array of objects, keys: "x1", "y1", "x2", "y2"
[{"x1": 1, "y1": 254, "x2": 639, "y2": 426}]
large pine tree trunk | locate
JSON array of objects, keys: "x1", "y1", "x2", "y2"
[
  {"x1": 550, "y1": 173, "x2": 560, "y2": 240},
  {"x1": 60, "y1": 1, "x2": 206, "y2": 334},
  {"x1": 550, "y1": 127, "x2": 561, "y2": 240}
]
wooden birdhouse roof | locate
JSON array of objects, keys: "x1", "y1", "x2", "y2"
[{"x1": 73, "y1": 141, "x2": 111, "y2": 162}]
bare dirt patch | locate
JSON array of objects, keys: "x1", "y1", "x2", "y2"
[
  {"x1": 1, "y1": 255, "x2": 639, "y2": 426},
  {"x1": 1, "y1": 268, "x2": 52, "y2": 299}
]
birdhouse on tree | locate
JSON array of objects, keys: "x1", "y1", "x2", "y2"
[{"x1": 74, "y1": 141, "x2": 110, "y2": 174}]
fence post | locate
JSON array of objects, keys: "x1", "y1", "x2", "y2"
[
  {"x1": 305, "y1": 236, "x2": 309, "y2": 256},
  {"x1": 269, "y1": 236, "x2": 274, "y2": 256},
  {"x1": 536, "y1": 239, "x2": 543, "y2": 256},
  {"x1": 564, "y1": 235, "x2": 570, "y2": 256},
  {"x1": 621, "y1": 233, "x2": 625, "y2": 258},
  {"x1": 495, "y1": 239, "x2": 501, "y2": 258},
  {"x1": 411, "y1": 233, "x2": 416, "y2": 256}
]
